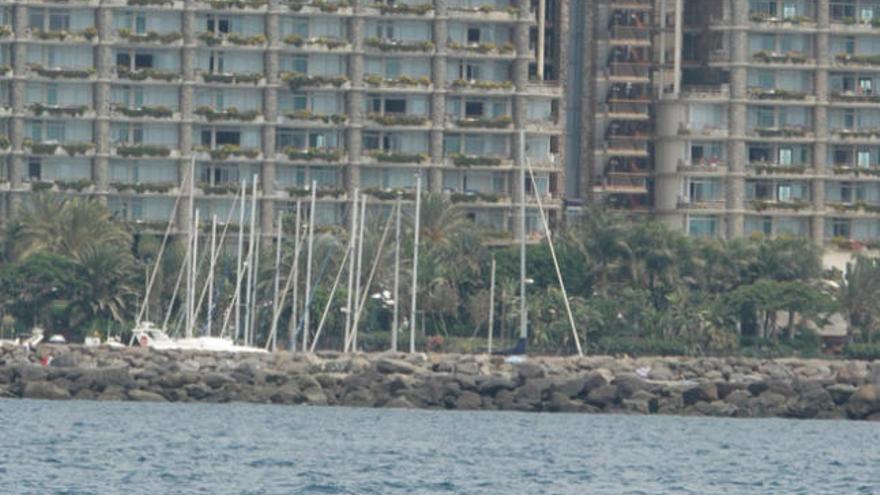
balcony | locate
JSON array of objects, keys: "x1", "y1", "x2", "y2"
[
  {"x1": 447, "y1": 41, "x2": 515, "y2": 59},
  {"x1": 197, "y1": 32, "x2": 267, "y2": 48},
  {"x1": 594, "y1": 173, "x2": 649, "y2": 195},
  {"x1": 24, "y1": 140, "x2": 95, "y2": 157},
  {"x1": 834, "y1": 53, "x2": 880, "y2": 67},
  {"x1": 116, "y1": 66, "x2": 180, "y2": 83},
  {"x1": 748, "y1": 162, "x2": 811, "y2": 175},
  {"x1": 364, "y1": 38, "x2": 434, "y2": 54},
  {"x1": 111, "y1": 104, "x2": 177, "y2": 120},
  {"x1": 448, "y1": 115, "x2": 513, "y2": 130},
  {"x1": 748, "y1": 88, "x2": 812, "y2": 102},
  {"x1": 749, "y1": 126, "x2": 812, "y2": 138},
  {"x1": 681, "y1": 85, "x2": 730, "y2": 100},
  {"x1": 282, "y1": 0, "x2": 353, "y2": 15},
  {"x1": 605, "y1": 63, "x2": 651, "y2": 82},
  {"x1": 748, "y1": 199, "x2": 812, "y2": 213},
  {"x1": 826, "y1": 201, "x2": 880, "y2": 215},
  {"x1": 122, "y1": 0, "x2": 186, "y2": 7},
  {"x1": 281, "y1": 110, "x2": 347, "y2": 126},
  {"x1": 109, "y1": 181, "x2": 179, "y2": 195},
  {"x1": 194, "y1": 106, "x2": 262, "y2": 123},
  {"x1": 363, "y1": 2, "x2": 433, "y2": 17},
  {"x1": 282, "y1": 35, "x2": 350, "y2": 52},
  {"x1": 194, "y1": 144, "x2": 261, "y2": 161},
  {"x1": 605, "y1": 100, "x2": 650, "y2": 120},
  {"x1": 193, "y1": 0, "x2": 269, "y2": 11},
  {"x1": 27, "y1": 103, "x2": 92, "y2": 118},
  {"x1": 832, "y1": 128, "x2": 880, "y2": 140},
  {"x1": 748, "y1": 12, "x2": 816, "y2": 28},
  {"x1": 605, "y1": 139, "x2": 649, "y2": 157},
  {"x1": 677, "y1": 123, "x2": 728, "y2": 138},
  {"x1": 29, "y1": 65, "x2": 97, "y2": 81},
  {"x1": 28, "y1": 28, "x2": 98, "y2": 45},
  {"x1": 280, "y1": 147, "x2": 344, "y2": 163},
  {"x1": 367, "y1": 113, "x2": 430, "y2": 128},
  {"x1": 608, "y1": 26, "x2": 650, "y2": 46},
  {"x1": 114, "y1": 143, "x2": 174, "y2": 159},
  {"x1": 449, "y1": 79, "x2": 514, "y2": 93},
  {"x1": 447, "y1": 5, "x2": 519, "y2": 21},
  {"x1": 751, "y1": 50, "x2": 812, "y2": 65},
  {"x1": 678, "y1": 197, "x2": 725, "y2": 210},
  {"x1": 447, "y1": 154, "x2": 511, "y2": 168},
  {"x1": 198, "y1": 71, "x2": 264, "y2": 85},
  {"x1": 363, "y1": 151, "x2": 427, "y2": 166},
  {"x1": 365, "y1": 74, "x2": 431, "y2": 91},
  {"x1": 830, "y1": 165, "x2": 880, "y2": 178},
  {"x1": 677, "y1": 159, "x2": 728, "y2": 174},
  {"x1": 27, "y1": 179, "x2": 96, "y2": 195},
  {"x1": 115, "y1": 28, "x2": 183, "y2": 45},
  {"x1": 283, "y1": 72, "x2": 349, "y2": 90}
]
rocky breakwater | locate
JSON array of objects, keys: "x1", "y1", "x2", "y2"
[{"x1": 1, "y1": 344, "x2": 879, "y2": 420}]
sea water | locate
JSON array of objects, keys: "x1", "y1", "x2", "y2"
[{"x1": 0, "y1": 400, "x2": 877, "y2": 494}]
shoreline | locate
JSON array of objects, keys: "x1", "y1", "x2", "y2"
[{"x1": 1, "y1": 345, "x2": 878, "y2": 420}]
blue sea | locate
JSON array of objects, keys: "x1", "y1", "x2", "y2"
[{"x1": 0, "y1": 400, "x2": 877, "y2": 494}]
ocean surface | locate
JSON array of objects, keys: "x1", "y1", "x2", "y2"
[{"x1": 0, "y1": 400, "x2": 877, "y2": 495}]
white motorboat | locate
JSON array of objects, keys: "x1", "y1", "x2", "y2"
[{"x1": 132, "y1": 322, "x2": 266, "y2": 353}]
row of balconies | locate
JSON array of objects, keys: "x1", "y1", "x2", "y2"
[{"x1": 676, "y1": 159, "x2": 880, "y2": 179}]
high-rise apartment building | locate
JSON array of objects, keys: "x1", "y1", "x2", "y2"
[
  {"x1": 571, "y1": 0, "x2": 880, "y2": 248},
  {"x1": 0, "y1": 0, "x2": 566, "y2": 236}
]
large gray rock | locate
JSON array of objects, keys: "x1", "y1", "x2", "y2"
[
  {"x1": 23, "y1": 381, "x2": 70, "y2": 400},
  {"x1": 846, "y1": 384, "x2": 880, "y2": 419},
  {"x1": 455, "y1": 391, "x2": 483, "y2": 410},
  {"x1": 826, "y1": 383, "x2": 857, "y2": 405},
  {"x1": 375, "y1": 358, "x2": 417, "y2": 375},
  {"x1": 477, "y1": 376, "x2": 516, "y2": 396},
  {"x1": 585, "y1": 384, "x2": 618, "y2": 408},
  {"x1": 683, "y1": 383, "x2": 718, "y2": 406}
]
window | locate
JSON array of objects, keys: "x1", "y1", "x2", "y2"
[
  {"x1": 467, "y1": 27, "x2": 481, "y2": 43},
  {"x1": 688, "y1": 215, "x2": 717, "y2": 237},
  {"x1": 778, "y1": 183, "x2": 792, "y2": 202},
  {"x1": 782, "y1": 2, "x2": 797, "y2": 19},
  {"x1": 48, "y1": 9, "x2": 70, "y2": 31},
  {"x1": 201, "y1": 164, "x2": 239, "y2": 185},
  {"x1": 756, "y1": 107, "x2": 775, "y2": 127},
  {"x1": 376, "y1": 21, "x2": 394, "y2": 39},
  {"x1": 291, "y1": 93, "x2": 308, "y2": 111},
  {"x1": 290, "y1": 56, "x2": 308, "y2": 74},
  {"x1": 749, "y1": 145, "x2": 771, "y2": 162},
  {"x1": 46, "y1": 122, "x2": 65, "y2": 142},
  {"x1": 201, "y1": 128, "x2": 240, "y2": 147},
  {"x1": 844, "y1": 109, "x2": 856, "y2": 128},
  {"x1": 135, "y1": 13, "x2": 147, "y2": 33},
  {"x1": 385, "y1": 59, "x2": 400, "y2": 78},
  {"x1": 28, "y1": 159, "x2": 41, "y2": 181},
  {"x1": 859, "y1": 77, "x2": 873, "y2": 95},
  {"x1": 779, "y1": 147, "x2": 793, "y2": 165},
  {"x1": 858, "y1": 150, "x2": 871, "y2": 168},
  {"x1": 209, "y1": 51, "x2": 224, "y2": 73},
  {"x1": 832, "y1": 218, "x2": 851, "y2": 238},
  {"x1": 465, "y1": 101, "x2": 484, "y2": 117},
  {"x1": 207, "y1": 16, "x2": 230, "y2": 34},
  {"x1": 29, "y1": 9, "x2": 70, "y2": 32},
  {"x1": 834, "y1": 148, "x2": 850, "y2": 165},
  {"x1": 46, "y1": 84, "x2": 58, "y2": 106},
  {"x1": 384, "y1": 98, "x2": 406, "y2": 114}
]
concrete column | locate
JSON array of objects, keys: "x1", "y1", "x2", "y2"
[
  {"x1": 429, "y1": 1, "x2": 447, "y2": 194},
  {"x1": 815, "y1": 0, "x2": 830, "y2": 246},
  {"x1": 725, "y1": 0, "x2": 748, "y2": 239},
  {"x1": 9, "y1": 5, "x2": 27, "y2": 189},
  {"x1": 346, "y1": 7, "x2": 365, "y2": 190}
]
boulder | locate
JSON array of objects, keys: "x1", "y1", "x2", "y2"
[
  {"x1": 585, "y1": 384, "x2": 618, "y2": 408},
  {"x1": 846, "y1": 384, "x2": 880, "y2": 419},
  {"x1": 554, "y1": 375, "x2": 587, "y2": 398},
  {"x1": 454, "y1": 391, "x2": 483, "y2": 410},
  {"x1": 375, "y1": 358, "x2": 417, "y2": 375},
  {"x1": 683, "y1": 383, "x2": 718, "y2": 406},
  {"x1": 385, "y1": 396, "x2": 416, "y2": 409},
  {"x1": 826, "y1": 383, "x2": 857, "y2": 405},
  {"x1": 515, "y1": 362, "x2": 545, "y2": 381},
  {"x1": 477, "y1": 376, "x2": 516, "y2": 396},
  {"x1": 693, "y1": 400, "x2": 737, "y2": 417},
  {"x1": 583, "y1": 369, "x2": 613, "y2": 393},
  {"x1": 23, "y1": 381, "x2": 70, "y2": 400},
  {"x1": 49, "y1": 352, "x2": 81, "y2": 368}
]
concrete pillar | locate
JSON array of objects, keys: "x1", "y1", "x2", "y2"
[
  {"x1": 430, "y1": 3, "x2": 447, "y2": 194},
  {"x1": 346, "y1": 6, "x2": 365, "y2": 190},
  {"x1": 726, "y1": 0, "x2": 748, "y2": 239}
]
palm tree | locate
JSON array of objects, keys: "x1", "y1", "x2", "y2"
[
  {"x1": 837, "y1": 255, "x2": 880, "y2": 342},
  {"x1": 565, "y1": 207, "x2": 632, "y2": 296}
]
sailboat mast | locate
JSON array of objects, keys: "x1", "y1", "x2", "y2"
[
  {"x1": 352, "y1": 194, "x2": 367, "y2": 351},
  {"x1": 250, "y1": 225, "x2": 261, "y2": 347},
  {"x1": 409, "y1": 174, "x2": 421, "y2": 353},
  {"x1": 519, "y1": 130, "x2": 527, "y2": 351},
  {"x1": 289, "y1": 200, "x2": 302, "y2": 352},
  {"x1": 244, "y1": 176, "x2": 258, "y2": 345},
  {"x1": 270, "y1": 215, "x2": 283, "y2": 351},
  {"x1": 344, "y1": 189, "x2": 358, "y2": 352},
  {"x1": 391, "y1": 197, "x2": 401, "y2": 352},
  {"x1": 188, "y1": 209, "x2": 199, "y2": 339},
  {"x1": 302, "y1": 181, "x2": 317, "y2": 351},
  {"x1": 185, "y1": 156, "x2": 196, "y2": 338},
  {"x1": 488, "y1": 257, "x2": 496, "y2": 354},
  {"x1": 207, "y1": 214, "x2": 217, "y2": 336},
  {"x1": 235, "y1": 180, "x2": 246, "y2": 341}
]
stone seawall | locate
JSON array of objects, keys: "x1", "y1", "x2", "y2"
[{"x1": 1, "y1": 345, "x2": 878, "y2": 420}]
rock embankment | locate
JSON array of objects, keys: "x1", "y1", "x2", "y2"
[{"x1": 1, "y1": 344, "x2": 878, "y2": 420}]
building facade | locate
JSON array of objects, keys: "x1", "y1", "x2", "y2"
[
  {"x1": 0, "y1": 0, "x2": 566, "y2": 236},
  {"x1": 656, "y1": 0, "x2": 880, "y2": 246}
]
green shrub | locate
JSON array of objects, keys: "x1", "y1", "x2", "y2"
[{"x1": 844, "y1": 343, "x2": 880, "y2": 360}]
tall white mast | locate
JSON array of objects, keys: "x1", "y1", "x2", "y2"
[
  {"x1": 249, "y1": 224, "x2": 261, "y2": 347},
  {"x1": 344, "y1": 189, "x2": 359, "y2": 352},
  {"x1": 188, "y1": 209, "x2": 199, "y2": 339},
  {"x1": 352, "y1": 194, "x2": 367, "y2": 351},
  {"x1": 519, "y1": 130, "x2": 527, "y2": 352},
  {"x1": 243, "y1": 175, "x2": 258, "y2": 345},
  {"x1": 185, "y1": 156, "x2": 196, "y2": 338},
  {"x1": 488, "y1": 256, "x2": 496, "y2": 354},
  {"x1": 207, "y1": 214, "x2": 217, "y2": 336},
  {"x1": 302, "y1": 181, "x2": 317, "y2": 351},
  {"x1": 391, "y1": 197, "x2": 401, "y2": 352},
  {"x1": 235, "y1": 180, "x2": 246, "y2": 341},
  {"x1": 409, "y1": 174, "x2": 421, "y2": 353},
  {"x1": 270, "y1": 215, "x2": 283, "y2": 351},
  {"x1": 289, "y1": 200, "x2": 302, "y2": 351}
]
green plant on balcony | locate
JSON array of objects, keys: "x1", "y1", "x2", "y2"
[
  {"x1": 450, "y1": 5, "x2": 518, "y2": 15},
  {"x1": 364, "y1": 74, "x2": 431, "y2": 87},
  {"x1": 363, "y1": 188, "x2": 416, "y2": 201},
  {"x1": 836, "y1": 53, "x2": 880, "y2": 65},
  {"x1": 753, "y1": 126, "x2": 808, "y2": 137},
  {"x1": 199, "y1": 32, "x2": 267, "y2": 46},
  {"x1": 750, "y1": 199, "x2": 810, "y2": 212},
  {"x1": 830, "y1": 91, "x2": 880, "y2": 102},
  {"x1": 34, "y1": 27, "x2": 97, "y2": 41},
  {"x1": 835, "y1": 128, "x2": 879, "y2": 139},
  {"x1": 0, "y1": 66, "x2": 10, "y2": 76},
  {"x1": 209, "y1": 0, "x2": 268, "y2": 9},
  {"x1": 206, "y1": 145, "x2": 260, "y2": 160},
  {"x1": 286, "y1": 186, "x2": 345, "y2": 198},
  {"x1": 62, "y1": 142, "x2": 95, "y2": 156},
  {"x1": 31, "y1": 181, "x2": 54, "y2": 193},
  {"x1": 283, "y1": 71, "x2": 348, "y2": 89},
  {"x1": 447, "y1": 41, "x2": 514, "y2": 54},
  {"x1": 451, "y1": 154, "x2": 503, "y2": 167},
  {"x1": 369, "y1": 150, "x2": 425, "y2": 163},
  {"x1": 113, "y1": 104, "x2": 174, "y2": 119},
  {"x1": 450, "y1": 79, "x2": 514, "y2": 90},
  {"x1": 199, "y1": 182, "x2": 240, "y2": 195},
  {"x1": 0, "y1": 136, "x2": 10, "y2": 150},
  {"x1": 284, "y1": 147, "x2": 343, "y2": 161},
  {"x1": 365, "y1": 37, "x2": 433, "y2": 52},
  {"x1": 201, "y1": 72, "x2": 263, "y2": 84},
  {"x1": 455, "y1": 115, "x2": 513, "y2": 128},
  {"x1": 127, "y1": 0, "x2": 174, "y2": 5},
  {"x1": 0, "y1": 26, "x2": 12, "y2": 38},
  {"x1": 374, "y1": 3, "x2": 432, "y2": 15},
  {"x1": 117, "y1": 66, "x2": 179, "y2": 82},
  {"x1": 55, "y1": 179, "x2": 93, "y2": 192},
  {"x1": 285, "y1": 110, "x2": 347, "y2": 124},
  {"x1": 194, "y1": 106, "x2": 261, "y2": 121},
  {"x1": 284, "y1": 35, "x2": 348, "y2": 49},
  {"x1": 368, "y1": 113, "x2": 427, "y2": 126},
  {"x1": 749, "y1": 88, "x2": 807, "y2": 100},
  {"x1": 112, "y1": 181, "x2": 175, "y2": 194},
  {"x1": 752, "y1": 50, "x2": 808, "y2": 64},
  {"x1": 450, "y1": 191, "x2": 506, "y2": 203},
  {"x1": 752, "y1": 164, "x2": 808, "y2": 175},
  {"x1": 30, "y1": 65, "x2": 95, "y2": 79},
  {"x1": 117, "y1": 28, "x2": 183, "y2": 44},
  {"x1": 117, "y1": 144, "x2": 172, "y2": 157},
  {"x1": 284, "y1": 0, "x2": 350, "y2": 12},
  {"x1": 28, "y1": 103, "x2": 89, "y2": 117}
]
